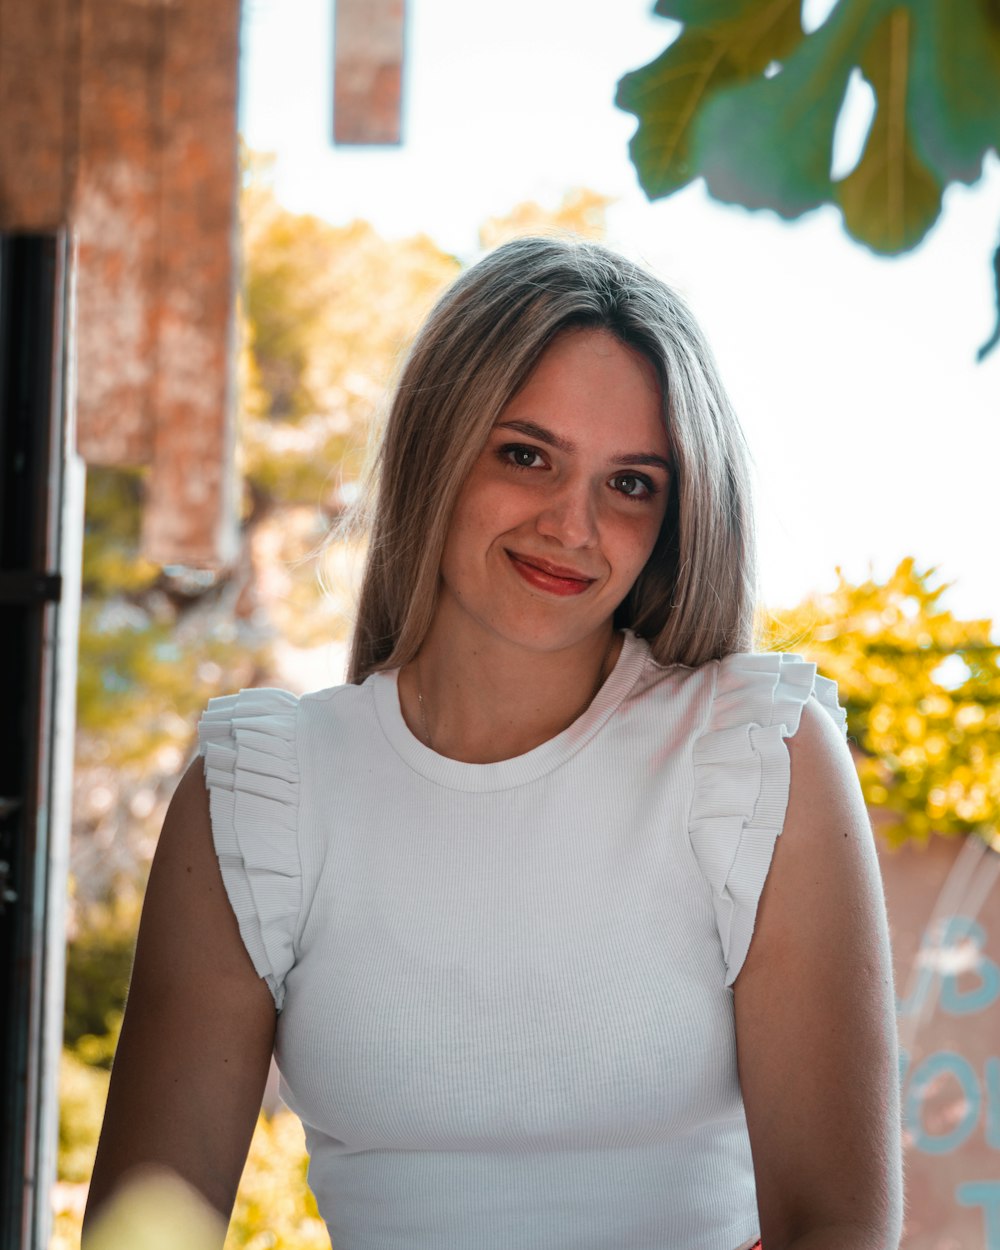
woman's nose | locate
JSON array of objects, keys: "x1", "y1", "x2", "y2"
[{"x1": 534, "y1": 480, "x2": 599, "y2": 549}]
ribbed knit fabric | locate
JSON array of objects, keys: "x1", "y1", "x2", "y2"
[{"x1": 197, "y1": 632, "x2": 846, "y2": 1250}]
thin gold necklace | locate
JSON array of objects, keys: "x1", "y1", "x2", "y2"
[{"x1": 416, "y1": 659, "x2": 433, "y2": 749}]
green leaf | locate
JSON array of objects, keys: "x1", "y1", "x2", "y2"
[
  {"x1": 837, "y1": 8, "x2": 943, "y2": 254},
  {"x1": 692, "y1": 0, "x2": 884, "y2": 216},
  {"x1": 976, "y1": 232, "x2": 1000, "y2": 361},
  {"x1": 617, "y1": 0, "x2": 1000, "y2": 344},
  {"x1": 654, "y1": 0, "x2": 775, "y2": 22},
  {"x1": 619, "y1": 0, "x2": 1000, "y2": 241},
  {"x1": 909, "y1": 0, "x2": 1000, "y2": 185},
  {"x1": 616, "y1": 0, "x2": 804, "y2": 200}
]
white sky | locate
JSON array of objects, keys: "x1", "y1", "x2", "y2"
[{"x1": 240, "y1": 0, "x2": 1000, "y2": 632}]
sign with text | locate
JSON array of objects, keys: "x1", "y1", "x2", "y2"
[{"x1": 881, "y1": 835, "x2": 1000, "y2": 1248}]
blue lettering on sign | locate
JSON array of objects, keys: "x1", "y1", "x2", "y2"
[
  {"x1": 905, "y1": 1051, "x2": 981, "y2": 1155},
  {"x1": 897, "y1": 916, "x2": 1000, "y2": 1017},
  {"x1": 940, "y1": 919, "x2": 1000, "y2": 1014},
  {"x1": 987, "y1": 1058, "x2": 1000, "y2": 1150},
  {"x1": 896, "y1": 916, "x2": 1000, "y2": 1238},
  {"x1": 956, "y1": 1181, "x2": 1000, "y2": 1250}
]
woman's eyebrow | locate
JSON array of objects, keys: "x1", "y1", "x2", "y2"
[{"x1": 494, "y1": 419, "x2": 670, "y2": 471}]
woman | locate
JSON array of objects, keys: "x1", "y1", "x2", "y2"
[{"x1": 84, "y1": 236, "x2": 903, "y2": 1249}]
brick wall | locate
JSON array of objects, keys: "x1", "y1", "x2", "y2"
[{"x1": 0, "y1": 0, "x2": 241, "y2": 566}]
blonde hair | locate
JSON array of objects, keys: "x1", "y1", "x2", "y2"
[{"x1": 346, "y1": 236, "x2": 757, "y2": 683}]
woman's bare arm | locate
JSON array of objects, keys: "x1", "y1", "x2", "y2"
[
  {"x1": 83, "y1": 757, "x2": 277, "y2": 1239},
  {"x1": 734, "y1": 700, "x2": 903, "y2": 1250}
]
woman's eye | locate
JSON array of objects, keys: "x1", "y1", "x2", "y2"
[
  {"x1": 501, "y1": 444, "x2": 545, "y2": 469},
  {"x1": 610, "y1": 473, "x2": 655, "y2": 500}
]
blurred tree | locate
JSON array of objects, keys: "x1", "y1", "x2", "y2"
[
  {"x1": 241, "y1": 152, "x2": 460, "y2": 503},
  {"x1": 77, "y1": 472, "x2": 261, "y2": 766},
  {"x1": 616, "y1": 1, "x2": 1000, "y2": 358},
  {"x1": 478, "y1": 188, "x2": 614, "y2": 248},
  {"x1": 762, "y1": 558, "x2": 1000, "y2": 846},
  {"x1": 72, "y1": 464, "x2": 267, "y2": 917},
  {"x1": 238, "y1": 153, "x2": 462, "y2": 650},
  {"x1": 225, "y1": 1112, "x2": 330, "y2": 1250},
  {"x1": 57, "y1": 1053, "x2": 110, "y2": 1186},
  {"x1": 62, "y1": 893, "x2": 139, "y2": 1066}
]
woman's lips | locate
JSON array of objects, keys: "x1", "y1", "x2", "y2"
[{"x1": 506, "y1": 550, "x2": 595, "y2": 596}]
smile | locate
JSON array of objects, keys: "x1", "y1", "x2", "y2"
[{"x1": 505, "y1": 550, "x2": 596, "y2": 596}]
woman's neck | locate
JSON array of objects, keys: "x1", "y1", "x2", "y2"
[{"x1": 397, "y1": 625, "x2": 623, "y2": 765}]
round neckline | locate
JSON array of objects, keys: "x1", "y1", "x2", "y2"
[{"x1": 370, "y1": 630, "x2": 650, "y2": 792}]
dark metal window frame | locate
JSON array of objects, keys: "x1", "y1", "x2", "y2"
[{"x1": 0, "y1": 231, "x2": 82, "y2": 1250}]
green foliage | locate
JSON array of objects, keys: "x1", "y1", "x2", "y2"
[
  {"x1": 53, "y1": 1101, "x2": 326, "y2": 1249},
  {"x1": 617, "y1": 0, "x2": 1000, "y2": 257},
  {"x1": 81, "y1": 469, "x2": 160, "y2": 595},
  {"x1": 478, "y1": 188, "x2": 615, "y2": 248},
  {"x1": 63, "y1": 894, "x2": 139, "y2": 1063},
  {"x1": 836, "y1": 9, "x2": 942, "y2": 253},
  {"x1": 77, "y1": 601, "x2": 248, "y2": 767},
  {"x1": 616, "y1": 0, "x2": 804, "y2": 202},
  {"x1": 77, "y1": 466, "x2": 270, "y2": 772},
  {"x1": 225, "y1": 1113, "x2": 330, "y2": 1249},
  {"x1": 762, "y1": 558, "x2": 1000, "y2": 846},
  {"x1": 240, "y1": 158, "x2": 460, "y2": 514},
  {"x1": 58, "y1": 1050, "x2": 111, "y2": 1184}
]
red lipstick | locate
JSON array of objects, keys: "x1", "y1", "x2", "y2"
[{"x1": 506, "y1": 550, "x2": 595, "y2": 596}]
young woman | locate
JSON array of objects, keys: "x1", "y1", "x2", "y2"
[{"x1": 84, "y1": 236, "x2": 903, "y2": 1250}]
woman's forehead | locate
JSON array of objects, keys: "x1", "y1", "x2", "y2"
[{"x1": 490, "y1": 329, "x2": 668, "y2": 457}]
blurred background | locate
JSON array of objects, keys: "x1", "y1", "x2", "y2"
[{"x1": 1, "y1": 0, "x2": 999, "y2": 1246}]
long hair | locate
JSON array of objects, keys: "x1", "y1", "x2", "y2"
[{"x1": 344, "y1": 235, "x2": 757, "y2": 683}]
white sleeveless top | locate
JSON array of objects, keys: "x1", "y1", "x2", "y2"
[{"x1": 197, "y1": 632, "x2": 846, "y2": 1250}]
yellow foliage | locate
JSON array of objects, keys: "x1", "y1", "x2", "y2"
[
  {"x1": 58, "y1": 1052, "x2": 110, "y2": 1184},
  {"x1": 76, "y1": 462, "x2": 270, "y2": 778},
  {"x1": 760, "y1": 558, "x2": 1000, "y2": 846},
  {"x1": 52, "y1": 1093, "x2": 328, "y2": 1250},
  {"x1": 226, "y1": 1112, "x2": 330, "y2": 1249},
  {"x1": 80, "y1": 469, "x2": 160, "y2": 596},
  {"x1": 240, "y1": 165, "x2": 459, "y2": 473},
  {"x1": 478, "y1": 188, "x2": 613, "y2": 249},
  {"x1": 249, "y1": 507, "x2": 351, "y2": 650}
]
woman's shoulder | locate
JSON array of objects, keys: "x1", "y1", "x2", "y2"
[
  {"x1": 189, "y1": 679, "x2": 370, "y2": 1011},
  {"x1": 199, "y1": 674, "x2": 373, "y2": 727},
  {"x1": 632, "y1": 642, "x2": 845, "y2": 740},
  {"x1": 683, "y1": 651, "x2": 850, "y2": 987},
  {"x1": 632, "y1": 645, "x2": 845, "y2": 740},
  {"x1": 706, "y1": 650, "x2": 846, "y2": 738}
]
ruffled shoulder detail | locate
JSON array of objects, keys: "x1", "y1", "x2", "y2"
[
  {"x1": 689, "y1": 653, "x2": 847, "y2": 988},
  {"x1": 197, "y1": 688, "x2": 301, "y2": 1011}
]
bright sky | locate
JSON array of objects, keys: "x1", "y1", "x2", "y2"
[{"x1": 240, "y1": 0, "x2": 1000, "y2": 632}]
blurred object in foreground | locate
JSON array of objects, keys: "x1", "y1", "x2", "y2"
[{"x1": 83, "y1": 1167, "x2": 224, "y2": 1250}]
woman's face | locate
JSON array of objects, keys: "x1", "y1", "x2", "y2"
[{"x1": 434, "y1": 327, "x2": 670, "y2": 660}]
